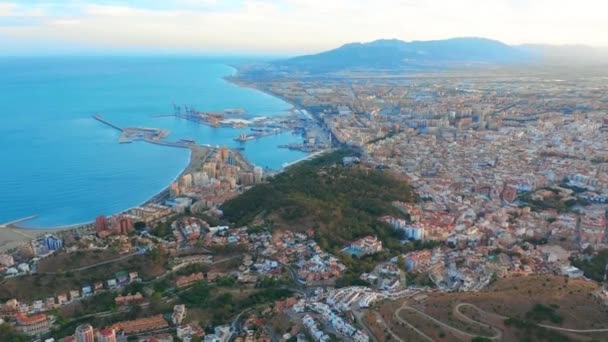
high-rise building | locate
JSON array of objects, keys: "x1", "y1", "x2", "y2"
[
  {"x1": 44, "y1": 234, "x2": 63, "y2": 251},
  {"x1": 98, "y1": 328, "x2": 117, "y2": 342},
  {"x1": 95, "y1": 216, "x2": 108, "y2": 234},
  {"x1": 203, "y1": 162, "x2": 217, "y2": 179},
  {"x1": 253, "y1": 166, "x2": 264, "y2": 184},
  {"x1": 75, "y1": 324, "x2": 95, "y2": 342},
  {"x1": 180, "y1": 174, "x2": 193, "y2": 189},
  {"x1": 118, "y1": 216, "x2": 133, "y2": 235},
  {"x1": 239, "y1": 172, "x2": 254, "y2": 186},
  {"x1": 218, "y1": 147, "x2": 229, "y2": 162}
]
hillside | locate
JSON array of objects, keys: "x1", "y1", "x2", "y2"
[
  {"x1": 273, "y1": 37, "x2": 533, "y2": 73},
  {"x1": 373, "y1": 275, "x2": 608, "y2": 342},
  {"x1": 221, "y1": 150, "x2": 416, "y2": 252}
]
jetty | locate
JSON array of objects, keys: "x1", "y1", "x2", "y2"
[
  {"x1": 93, "y1": 114, "x2": 195, "y2": 148},
  {"x1": 93, "y1": 114, "x2": 123, "y2": 131},
  {"x1": 0, "y1": 215, "x2": 37, "y2": 228}
]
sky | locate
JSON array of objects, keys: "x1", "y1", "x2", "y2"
[{"x1": 0, "y1": 0, "x2": 606, "y2": 55}]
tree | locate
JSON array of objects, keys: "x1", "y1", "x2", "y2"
[
  {"x1": 0, "y1": 323, "x2": 28, "y2": 342},
  {"x1": 397, "y1": 254, "x2": 405, "y2": 271},
  {"x1": 134, "y1": 221, "x2": 146, "y2": 230}
]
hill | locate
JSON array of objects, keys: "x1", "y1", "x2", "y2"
[
  {"x1": 221, "y1": 150, "x2": 416, "y2": 253},
  {"x1": 373, "y1": 275, "x2": 608, "y2": 342},
  {"x1": 273, "y1": 37, "x2": 533, "y2": 73}
]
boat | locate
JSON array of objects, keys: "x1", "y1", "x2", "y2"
[{"x1": 233, "y1": 133, "x2": 256, "y2": 142}]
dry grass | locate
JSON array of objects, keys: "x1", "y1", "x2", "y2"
[
  {"x1": 376, "y1": 275, "x2": 608, "y2": 342},
  {"x1": 37, "y1": 249, "x2": 119, "y2": 273},
  {"x1": 396, "y1": 308, "x2": 465, "y2": 341},
  {"x1": 0, "y1": 254, "x2": 165, "y2": 301}
]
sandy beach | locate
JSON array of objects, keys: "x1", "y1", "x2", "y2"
[
  {"x1": 0, "y1": 146, "x2": 214, "y2": 253},
  {"x1": 0, "y1": 226, "x2": 62, "y2": 253}
]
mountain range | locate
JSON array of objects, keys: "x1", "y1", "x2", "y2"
[{"x1": 271, "y1": 37, "x2": 606, "y2": 73}]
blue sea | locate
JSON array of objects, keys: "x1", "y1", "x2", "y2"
[{"x1": 0, "y1": 56, "x2": 307, "y2": 228}]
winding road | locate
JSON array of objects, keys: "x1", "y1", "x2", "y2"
[
  {"x1": 455, "y1": 303, "x2": 608, "y2": 334},
  {"x1": 384, "y1": 300, "x2": 608, "y2": 342}
]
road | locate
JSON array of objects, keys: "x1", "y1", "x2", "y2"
[
  {"x1": 37, "y1": 252, "x2": 140, "y2": 275},
  {"x1": 372, "y1": 310, "x2": 406, "y2": 342},
  {"x1": 352, "y1": 310, "x2": 378, "y2": 342},
  {"x1": 392, "y1": 301, "x2": 500, "y2": 341},
  {"x1": 455, "y1": 303, "x2": 608, "y2": 334}
]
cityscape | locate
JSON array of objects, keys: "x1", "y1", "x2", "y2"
[{"x1": 1, "y1": 1, "x2": 608, "y2": 342}]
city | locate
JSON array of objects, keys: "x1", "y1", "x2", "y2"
[{"x1": 2, "y1": 1, "x2": 608, "y2": 342}]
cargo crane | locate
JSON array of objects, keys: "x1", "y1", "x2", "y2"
[{"x1": 172, "y1": 102, "x2": 181, "y2": 116}]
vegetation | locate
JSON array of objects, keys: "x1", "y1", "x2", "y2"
[
  {"x1": 570, "y1": 249, "x2": 608, "y2": 282},
  {"x1": 221, "y1": 149, "x2": 416, "y2": 252},
  {"x1": 472, "y1": 337, "x2": 492, "y2": 342},
  {"x1": 179, "y1": 281, "x2": 292, "y2": 325},
  {"x1": 525, "y1": 304, "x2": 564, "y2": 324},
  {"x1": 504, "y1": 318, "x2": 570, "y2": 341},
  {"x1": 0, "y1": 324, "x2": 28, "y2": 342},
  {"x1": 517, "y1": 190, "x2": 578, "y2": 213}
]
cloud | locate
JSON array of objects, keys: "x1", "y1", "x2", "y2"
[
  {"x1": 0, "y1": 3, "x2": 17, "y2": 16},
  {"x1": 0, "y1": 0, "x2": 607, "y2": 54}
]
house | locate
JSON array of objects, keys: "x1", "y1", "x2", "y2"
[
  {"x1": 106, "y1": 279, "x2": 118, "y2": 289},
  {"x1": 138, "y1": 333, "x2": 174, "y2": 342},
  {"x1": 17, "y1": 263, "x2": 30, "y2": 273},
  {"x1": 172, "y1": 305, "x2": 187, "y2": 325},
  {"x1": 343, "y1": 236, "x2": 383, "y2": 257},
  {"x1": 81, "y1": 286, "x2": 93, "y2": 297},
  {"x1": 0, "y1": 253, "x2": 14, "y2": 267},
  {"x1": 176, "y1": 323, "x2": 205, "y2": 340},
  {"x1": 561, "y1": 265, "x2": 584, "y2": 278},
  {"x1": 129, "y1": 272, "x2": 139, "y2": 282},
  {"x1": 69, "y1": 290, "x2": 80, "y2": 301},
  {"x1": 115, "y1": 293, "x2": 144, "y2": 306},
  {"x1": 45, "y1": 297, "x2": 56, "y2": 309},
  {"x1": 94, "y1": 281, "x2": 104, "y2": 291},
  {"x1": 175, "y1": 273, "x2": 205, "y2": 288},
  {"x1": 57, "y1": 294, "x2": 68, "y2": 305},
  {"x1": 111, "y1": 315, "x2": 169, "y2": 334}
]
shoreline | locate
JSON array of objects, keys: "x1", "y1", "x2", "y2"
[
  {"x1": 11, "y1": 146, "x2": 208, "y2": 230},
  {"x1": 5, "y1": 64, "x2": 292, "y2": 239},
  {"x1": 224, "y1": 76, "x2": 301, "y2": 113}
]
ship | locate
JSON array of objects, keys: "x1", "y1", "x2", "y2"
[
  {"x1": 223, "y1": 108, "x2": 247, "y2": 115},
  {"x1": 234, "y1": 133, "x2": 256, "y2": 142}
]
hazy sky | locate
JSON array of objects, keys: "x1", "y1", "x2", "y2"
[{"x1": 0, "y1": 0, "x2": 606, "y2": 55}]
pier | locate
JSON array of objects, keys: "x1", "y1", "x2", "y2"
[
  {"x1": 93, "y1": 114, "x2": 192, "y2": 148},
  {"x1": 92, "y1": 114, "x2": 123, "y2": 131},
  {"x1": 0, "y1": 215, "x2": 37, "y2": 228}
]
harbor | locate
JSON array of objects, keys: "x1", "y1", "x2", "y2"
[
  {"x1": 93, "y1": 114, "x2": 193, "y2": 149},
  {"x1": 164, "y1": 104, "x2": 333, "y2": 154}
]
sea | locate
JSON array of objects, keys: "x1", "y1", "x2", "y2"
[{"x1": 0, "y1": 56, "x2": 308, "y2": 228}]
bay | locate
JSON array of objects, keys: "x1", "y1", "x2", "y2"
[{"x1": 0, "y1": 56, "x2": 307, "y2": 227}]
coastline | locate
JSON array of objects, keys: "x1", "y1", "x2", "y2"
[
  {"x1": 0, "y1": 227, "x2": 67, "y2": 253},
  {"x1": 4, "y1": 65, "x2": 284, "y2": 243},
  {"x1": 2, "y1": 146, "x2": 210, "y2": 250},
  {"x1": 223, "y1": 65, "x2": 302, "y2": 112},
  {"x1": 225, "y1": 77, "x2": 300, "y2": 112}
]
